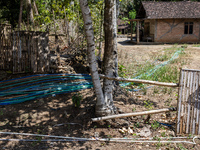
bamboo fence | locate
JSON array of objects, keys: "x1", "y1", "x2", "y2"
[
  {"x1": 0, "y1": 24, "x2": 12, "y2": 71},
  {"x1": 0, "y1": 24, "x2": 49, "y2": 73},
  {"x1": 177, "y1": 68, "x2": 200, "y2": 135}
]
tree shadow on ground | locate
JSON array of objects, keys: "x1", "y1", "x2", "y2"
[{"x1": 0, "y1": 88, "x2": 97, "y2": 150}]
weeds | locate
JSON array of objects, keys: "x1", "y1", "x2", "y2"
[
  {"x1": 118, "y1": 46, "x2": 186, "y2": 91},
  {"x1": 72, "y1": 92, "x2": 82, "y2": 108},
  {"x1": 161, "y1": 132, "x2": 166, "y2": 137},
  {"x1": 177, "y1": 144, "x2": 187, "y2": 150},
  {"x1": 192, "y1": 44, "x2": 200, "y2": 47},
  {"x1": 134, "y1": 122, "x2": 140, "y2": 128},
  {"x1": 151, "y1": 121, "x2": 160, "y2": 130},
  {"x1": 118, "y1": 64, "x2": 127, "y2": 78},
  {"x1": 132, "y1": 107, "x2": 136, "y2": 112},
  {"x1": 144, "y1": 100, "x2": 153, "y2": 110},
  {"x1": 153, "y1": 87, "x2": 159, "y2": 94},
  {"x1": 0, "y1": 109, "x2": 3, "y2": 116}
]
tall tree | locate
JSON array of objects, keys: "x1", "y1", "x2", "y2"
[
  {"x1": 102, "y1": 0, "x2": 118, "y2": 114},
  {"x1": 27, "y1": 0, "x2": 34, "y2": 27},
  {"x1": 80, "y1": 0, "x2": 118, "y2": 116},
  {"x1": 18, "y1": 0, "x2": 24, "y2": 29},
  {"x1": 79, "y1": 0, "x2": 106, "y2": 116},
  {"x1": 33, "y1": 0, "x2": 39, "y2": 15}
]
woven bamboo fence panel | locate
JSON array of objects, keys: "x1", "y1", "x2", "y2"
[
  {"x1": 177, "y1": 68, "x2": 200, "y2": 135},
  {"x1": 12, "y1": 31, "x2": 49, "y2": 73},
  {"x1": 0, "y1": 24, "x2": 12, "y2": 71},
  {"x1": 0, "y1": 25, "x2": 49, "y2": 73}
]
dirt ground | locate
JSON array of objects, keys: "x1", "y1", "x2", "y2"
[{"x1": 0, "y1": 39, "x2": 200, "y2": 150}]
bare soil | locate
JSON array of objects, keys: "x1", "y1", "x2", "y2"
[{"x1": 0, "y1": 39, "x2": 200, "y2": 150}]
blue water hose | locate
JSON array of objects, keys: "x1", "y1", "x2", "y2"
[
  {"x1": 0, "y1": 84, "x2": 93, "y2": 105},
  {"x1": 0, "y1": 48, "x2": 184, "y2": 105},
  {"x1": 0, "y1": 75, "x2": 92, "y2": 90},
  {"x1": 0, "y1": 76, "x2": 92, "y2": 92},
  {"x1": 0, "y1": 81, "x2": 93, "y2": 96},
  {"x1": 0, "y1": 73, "x2": 91, "y2": 83}
]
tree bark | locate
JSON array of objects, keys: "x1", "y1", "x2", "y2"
[
  {"x1": 98, "y1": 6, "x2": 104, "y2": 59},
  {"x1": 27, "y1": 0, "x2": 34, "y2": 26},
  {"x1": 102, "y1": 0, "x2": 118, "y2": 114},
  {"x1": 79, "y1": 0, "x2": 110, "y2": 116},
  {"x1": 33, "y1": 0, "x2": 39, "y2": 15},
  {"x1": 18, "y1": 0, "x2": 23, "y2": 29}
]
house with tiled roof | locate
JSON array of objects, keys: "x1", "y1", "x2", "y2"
[{"x1": 130, "y1": 1, "x2": 200, "y2": 43}]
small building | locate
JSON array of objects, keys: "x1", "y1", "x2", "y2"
[
  {"x1": 130, "y1": 1, "x2": 200, "y2": 43},
  {"x1": 117, "y1": 19, "x2": 129, "y2": 35}
]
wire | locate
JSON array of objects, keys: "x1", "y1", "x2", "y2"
[{"x1": 0, "y1": 131, "x2": 198, "y2": 144}]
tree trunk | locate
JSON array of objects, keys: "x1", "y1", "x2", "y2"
[
  {"x1": 98, "y1": 8, "x2": 103, "y2": 59},
  {"x1": 102, "y1": 0, "x2": 118, "y2": 114},
  {"x1": 18, "y1": 0, "x2": 23, "y2": 29},
  {"x1": 33, "y1": 0, "x2": 39, "y2": 15},
  {"x1": 79, "y1": 0, "x2": 111, "y2": 116},
  {"x1": 27, "y1": 0, "x2": 34, "y2": 27}
]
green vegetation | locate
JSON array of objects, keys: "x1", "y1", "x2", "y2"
[
  {"x1": 144, "y1": 100, "x2": 153, "y2": 110},
  {"x1": 0, "y1": 109, "x2": 3, "y2": 116},
  {"x1": 72, "y1": 92, "x2": 82, "y2": 108},
  {"x1": 193, "y1": 44, "x2": 200, "y2": 47},
  {"x1": 151, "y1": 121, "x2": 160, "y2": 130},
  {"x1": 118, "y1": 45, "x2": 187, "y2": 92}
]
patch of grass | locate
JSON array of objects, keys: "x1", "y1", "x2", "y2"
[
  {"x1": 161, "y1": 87, "x2": 168, "y2": 94},
  {"x1": 134, "y1": 122, "x2": 140, "y2": 128},
  {"x1": 153, "y1": 87, "x2": 159, "y2": 94},
  {"x1": 118, "y1": 45, "x2": 187, "y2": 93},
  {"x1": 151, "y1": 121, "x2": 160, "y2": 130},
  {"x1": 72, "y1": 93, "x2": 82, "y2": 108},
  {"x1": 165, "y1": 98, "x2": 173, "y2": 106},
  {"x1": 118, "y1": 64, "x2": 127, "y2": 78},
  {"x1": 132, "y1": 107, "x2": 136, "y2": 112},
  {"x1": 161, "y1": 132, "x2": 166, "y2": 137},
  {"x1": 193, "y1": 43, "x2": 200, "y2": 47},
  {"x1": 144, "y1": 100, "x2": 153, "y2": 110},
  {"x1": 0, "y1": 109, "x2": 3, "y2": 116},
  {"x1": 177, "y1": 144, "x2": 187, "y2": 150}
]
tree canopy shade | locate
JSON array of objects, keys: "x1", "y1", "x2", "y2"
[{"x1": 0, "y1": 0, "x2": 21, "y2": 26}]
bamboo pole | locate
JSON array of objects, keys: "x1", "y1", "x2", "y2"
[
  {"x1": 92, "y1": 107, "x2": 177, "y2": 122},
  {"x1": 50, "y1": 66, "x2": 69, "y2": 69},
  {"x1": 137, "y1": 21, "x2": 139, "y2": 43},
  {"x1": 99, "y1": 74, "x2": 179, "y2": 87}
]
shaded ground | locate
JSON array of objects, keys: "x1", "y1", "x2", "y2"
[{"x1": 0, "y1": 39, "x2": 200, "y2": 149}]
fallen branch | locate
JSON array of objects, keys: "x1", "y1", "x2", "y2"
[
  {"x1": 92, "y1": 107, "x2": 177, "y2": 122},
  {"x1": 99, "y1": 74, "x2": 179, "y2": 87}
]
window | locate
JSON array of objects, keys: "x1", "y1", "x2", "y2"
[{"x1": 184, "y1": 22, "x2": 193, "y2": 34}]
